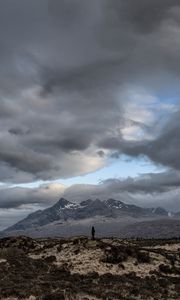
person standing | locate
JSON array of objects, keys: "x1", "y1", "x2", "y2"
[{"x1": 91, "y1": 226, "x2": 95, "y2": 240}]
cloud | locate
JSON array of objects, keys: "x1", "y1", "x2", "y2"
[
  {"x1": 62, "y1": 170, "x2": 180, "y2": 200},
  {"x1": 106, "y1": 0, "x2": 180, "y2": 34},
  {"x1": 1, "y1": 170, "x2": 180, "y2": 210},
  {"x1": 60, "y1": 170, "x2": 180, "y2": 213},
  {"x1": 0, "y1": 0, "x2": 180, "y2": 184},
  {"x1": 0, "y1": 182, "x2": 66, "y2": 209}
]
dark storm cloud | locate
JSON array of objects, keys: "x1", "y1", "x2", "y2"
[
  {"x1": 127, "y1": 111, "x2": 180, "y2": 170},
  {"x1": 100, "y1": 109, "x2": 180, "y2": 171},
  {"x1": 0, "y1": 0, "x2": 180, "y2": 183},
  {"x1": 8, "y1": 127, "x2": 31, "y2": 136},
  {"x1": 106, "y1": 0, "x2": 180, "y2": 34}
]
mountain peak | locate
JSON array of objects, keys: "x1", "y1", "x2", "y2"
[
  {"x1": 80, "y1": 199, "x2": 93, "y2": 206},
  {"x1": 94, "y1": 198, "x2": 103, "y2": 203},
  {"x1": 152, "y1": 207, "x2": 168, "y2": 216},
  {"x1": 106, "y1": 198, "x2": 125, "y2": 209},
  {"x1": 54, "y1": 198, "x2": 70, "y2": 208}
]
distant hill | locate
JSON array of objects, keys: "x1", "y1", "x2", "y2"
[
  {"x1": 175, "y1": 211, "x2": 180, "y2": 218},
  {"x1": 120, "y1": 219, "x2": 180, "y2": 239}
]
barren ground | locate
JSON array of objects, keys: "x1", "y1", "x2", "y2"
[{"x1": 0, "y1": 236, "x2": 180, "y2": 299}]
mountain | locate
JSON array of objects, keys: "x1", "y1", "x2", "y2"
[
  {"x1": 151, "y1": 207, "x2": 168, "y2": 216},
  {"x1": 174, "y1": 211, "x2": 180, "y2": 218},
  {"x1": 4, "y1": 198, "x2": 111, "y2": 232},
  {"x1": 105, "y1": 198, "x2": 168, "y2": 218},
  {"x1": 3, "y1": 198, "x2": 169, "y2": 234}
]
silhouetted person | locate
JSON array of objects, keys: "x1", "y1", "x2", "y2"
[{"x1": 91, "y1": 226, "x2": 95, "y2": 240}]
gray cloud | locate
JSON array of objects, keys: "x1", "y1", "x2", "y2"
[
  {"x1": 129, "y1": 112, "x2": 180, "y2": 170},
  {"x1": 106, "y1": 0, "x2": 180, "y2": 34},
  {"x1": 1, "y1": 170, "x2": 180, "y2": 210},
  {"x1": 100, "y1": 109, "x2": 180, "y2": 171},
  {"x1": 62, "y1": 170, "x2": 180, "y2": 201},
  {"x1": 0, "y1": 0, "x2": 180, "y2": 184},
  {"x1": 61, "y1": 170, "x2": 180, "y2": 213},
  {"x1": 0, "y1": 183, "x2": 64, "y2": 209}
]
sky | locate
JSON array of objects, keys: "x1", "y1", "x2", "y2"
[{"x1": 0, "y1": 0, "x2": 180, "y2": 230}]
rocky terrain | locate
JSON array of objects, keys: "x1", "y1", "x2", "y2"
[{"x1": 0, "y1": 236, "x2": 180, "y2": 299}]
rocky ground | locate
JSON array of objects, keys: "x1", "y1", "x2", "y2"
[{"x1": 0, "y1": 236, "x2": 180, "y2": 300}]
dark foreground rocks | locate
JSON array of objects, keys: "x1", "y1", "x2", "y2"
[{"x1": 0, "y1": 236, "x2": 180, "y2": 299}]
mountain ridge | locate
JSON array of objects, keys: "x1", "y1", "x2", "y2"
[{"x1": 3, "y1": 197, "x2": 171, "y2": 234}]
